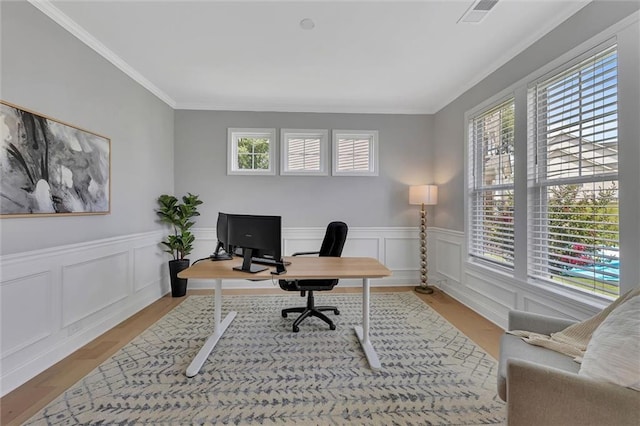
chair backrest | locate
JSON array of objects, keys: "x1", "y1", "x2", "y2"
[
  {"x1": 279, "y1": 221, "x2": 348, "y2": 291},
  {"x1": 318, "y1": 221, "x2": 348, "y2": 257}
]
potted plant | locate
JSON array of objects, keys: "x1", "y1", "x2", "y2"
[{"x1": 156, "y1": 193, "x2": 203, "y2": 297}]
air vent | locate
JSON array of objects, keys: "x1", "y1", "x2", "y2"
[{"x1": 458, "y1": 0, "x2": 499, "y2": 24}]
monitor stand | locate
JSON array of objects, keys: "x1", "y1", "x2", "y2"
[
  {"x1": 210, "y1": 242, "x2": 233, "y2": 261},
  {"x1": 233, "y1": 248, "x2": 267, "y2": 273}
]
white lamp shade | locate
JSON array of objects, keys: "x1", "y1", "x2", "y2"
[{"x1": 409, "y1": 185, "x2": 438, "y2": 205}]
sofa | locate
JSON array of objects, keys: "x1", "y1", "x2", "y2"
[{"x1": 498, "y1": 310, "x2": 640, "y2": 426}]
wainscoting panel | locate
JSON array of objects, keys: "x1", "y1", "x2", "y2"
[
  {"x1": 62, "y1": 252, "x2": 129, "y2": 327},
  {"x1": 0, "y1": 271, "x2": 53, "y2": 358},
  {"x1": 430, "y1": 227, "x2": 609, "y2": 330},
  {"x1": 134, "y1": 243, "x2": 166, "y2": 293},
  {"x1": 435, "y1": 238, "x2": 462, "y2": 283},
  {"x1": 384, "y1": 237, "x2": 419, "y2": 271},
  {"x1": 285, "y1": 238, "x2": 324, "y2": 256},
  {"x1": 342, "y1": 238, "x2": 380, "y2": 259},
  {"x1": 520, "y1": 291, "x2": 599, "y2": 321},
  {"x1": 522, "y1": 296, "x2": 577, "y2": 319},
  {"x1": 190, "y1": 227, "x2": 420, "y2": 289},
  {"x1": 0, "y1": 231, "x2": 166, "y2": 397},
  {"x1": 1, "y1": 226, "x2": 611, "y2": 396},
  {"x1": 464, "y1": 272, "x2": 517, "y2": 322}
]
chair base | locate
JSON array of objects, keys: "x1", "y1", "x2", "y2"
[{"x1": 281, "y1": 291, "x2": 339, "y2": 332}]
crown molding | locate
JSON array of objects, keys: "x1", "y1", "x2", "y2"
[
  {"x1": 175, "y1": 102, "x2": 434, "y2": 115},
  {"x1": 27, "y1": 0, "x2": 176, "y2": 108}
]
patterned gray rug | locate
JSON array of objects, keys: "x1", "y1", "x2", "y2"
[{"x1": 26, "y1": 292, "x2": 505, "y2": 425}]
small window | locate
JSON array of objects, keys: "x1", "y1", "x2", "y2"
[
  {"x1": 227, "y1": 128, "x2": 276, "y2": 175},
  {"x1": 332, "y1": 130, "x2": 378, "y2": 176},
  {"x1": 280, "y1": 129, "x2": 328, "y2": 176}
]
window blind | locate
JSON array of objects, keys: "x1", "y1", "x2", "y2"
[
  {"x1": 287, "y1": 137, "x2": 321, "y2": 171},
  {"x1": 469, "y1": 98, "x2": 515, "y2": 268},
  {"x1": 337, "y1": 137, "x2": 371, "y2": 172},
  {"x1": 528, "y1": 44, "x2": 619, "y2": 296}
]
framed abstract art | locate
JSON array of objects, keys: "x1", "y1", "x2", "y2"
[{"x1": 0, "y1": 100, "x2": 111, "y2": 217}]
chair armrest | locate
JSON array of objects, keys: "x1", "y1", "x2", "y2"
[
  {"x1": 508, "y1": 310, "x2": 577, "y2": 334},
  {"x1": 291, "y1": 251, "x2": 320, "y2": 257},
  {"x1": 507, "y1": 359, "x2": 640, "y2": 426}
]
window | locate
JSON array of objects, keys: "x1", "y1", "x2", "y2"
[
  {"x1": 468, "y1": 98, "x2": 515, "y2": 268},
  {"x1": 528, "y1": 43, "x2": 619, "y2": 297},
  {"x1": 332, "y1": 130, "x2": 378, "y2": 176},
  {"x1": 280, "y1": 129, "x2": 328, "y2": 176},
  {"x1": 227, "y1": 128, "x2": 276, "y2": 175}
]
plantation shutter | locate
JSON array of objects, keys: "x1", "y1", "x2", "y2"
[
  {"x1": 528, "y1": 43, "x2": 619, "y2": 296},
  {"x1": 287, "y1": 137, "x2": 321, "y2": 171},
  {"x1": 337, "y1": 137, "x2": 371, "y2": 172},
  {"x1": 331, "y1": 130, "x2": 378, "y2": 176},
  {"x1": 469, "y1": 98, "x2": 515, "y2": 268}
]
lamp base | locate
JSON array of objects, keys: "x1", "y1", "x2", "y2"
[{"x1": 414, "y1": 285, "x2": 434, "y2": 295}]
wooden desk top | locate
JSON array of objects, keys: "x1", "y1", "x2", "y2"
[{"x1": 178, "y1": 256, "x2": 392, "y2": 280}]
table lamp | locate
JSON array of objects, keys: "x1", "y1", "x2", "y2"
[{"x1": 409, "y1": 185, "x2": 438, "y2": 294}]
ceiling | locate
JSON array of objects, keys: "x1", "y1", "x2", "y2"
[{"x1": 35, "y1": 0, "x2": 591, "y2": 114}]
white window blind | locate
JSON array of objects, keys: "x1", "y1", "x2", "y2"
[
  {"x1": 288, "y1": 137, "x2": 321, "y2": 170},
  {"x1": 528, "y1": 43, "x2": 619, "y2": 297},
  {"x1": 280, "y1": 129, "x2": 328, "y2": 176},
  {"x1": 337, "y1": 138, "x2": 369, "y2": 171},
  {"x1": 332, "y1": 130, "x2": 378, "y2": 176},
  {"x1": 468, "y1": 98, "x2": 515, "y2": 268}
]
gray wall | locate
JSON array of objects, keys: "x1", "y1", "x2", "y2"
[
  {"x1": 174, "y1": 111, "x2": 434, "y2": 228},
  {"x1": 0, "y1": 2, "x2": 175, "y2": 255},
  {"x1": 432, "y1": 1, "x2": 640, "y2": 231}
]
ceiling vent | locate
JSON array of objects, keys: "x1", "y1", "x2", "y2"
[{"x1": 458, "y1": 0, "x2": 499, "y2": 24}]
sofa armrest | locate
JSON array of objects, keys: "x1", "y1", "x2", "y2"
[
  {"x1": 507, "y1": 359, "x2": 640, "y2": 426},
  {"x1": 508, "y1": 310, "x2": 577, "y2": 334}
]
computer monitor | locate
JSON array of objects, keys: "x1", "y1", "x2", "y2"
[
  {"x1": 210, "y1": 212, "x2": 233, "y2": 261},
  {"x1": 226, "y1": 213, "x2": 285, "y2": 274}
]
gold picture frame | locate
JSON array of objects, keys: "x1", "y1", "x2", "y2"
[{"x1": 1, "y1": 100, "x2": 111, "y2": 217}]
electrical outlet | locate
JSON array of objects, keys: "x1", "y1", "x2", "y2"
[{"x1": 68, "y1": 321, "x2": 82, "y2": 336}]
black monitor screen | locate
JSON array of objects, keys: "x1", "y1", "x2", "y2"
[{"x1": 227, "y1": 214, "x2": 282, "y2": 273}]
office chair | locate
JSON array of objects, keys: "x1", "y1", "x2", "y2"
[{"x1": 279, "y1": 221, "x2": 348, "y2": 332}]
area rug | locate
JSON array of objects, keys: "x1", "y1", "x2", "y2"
[{"x1": 25, "y1": 292, "x2": 505, "y2": 425}]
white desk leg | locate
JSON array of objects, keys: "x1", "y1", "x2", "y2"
[
  {"x1": 185, "y1": 279, "x2": 237, "y2": 377},
  {"x1": 354, "y1": 277, "x2": 381, "y2": 370}
]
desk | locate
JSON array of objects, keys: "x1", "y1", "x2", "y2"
[{"x1": 178, "y1": 256, "x2": 391, "y2": 377}]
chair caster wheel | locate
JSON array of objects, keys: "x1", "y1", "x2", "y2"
[
  {"x1": 293, "y1": 326, "x2": 299, "y2": 333},
  {"x1": 330, "y1": 324, "x2": 336, "y2": 330},
  {"x1": 282, "y1": 312, "x2": 287, "y2": 318},
  {"x1": 334, "y1": 309, "x2": 340, "y2": 315}
]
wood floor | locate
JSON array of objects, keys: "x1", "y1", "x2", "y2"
[{"x1": 0, "y1": 287, "x2": 503, "y2": 425}]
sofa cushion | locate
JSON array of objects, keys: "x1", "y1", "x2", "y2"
[
  {"x1": 579, "y1": 295, "x2": 640, "y2": 391},
  {"x1": 498, "y1": 333, "x2": 580, "y2": 400}
]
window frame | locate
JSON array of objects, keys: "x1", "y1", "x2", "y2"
[
  {"x1": 463, "y1": 28, "x2": 631, "y2": 302},
  {"x1": 227, "y1": 128, "x2": 277, "y2": 176},
  {"x1": 527, "y1": 41, "x2": 620, "y2": 297},
  {"x1": 280, "y1": 129, "x2": 329, "y2": 176},
  {"x1": 331, "y1": 130, "x2": 379, "y2": 176},
  {"x1": 468, "y1": 97, "x2": 516, "y2": 270}
]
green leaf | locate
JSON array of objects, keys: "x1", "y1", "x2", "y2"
[{"x1": 157, "y1": 193, "x2": 202, "y2": 259}]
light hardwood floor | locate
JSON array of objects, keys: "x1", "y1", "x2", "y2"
[{"x1": 0, "y1": 287, "x2": 504, "y2": 425}]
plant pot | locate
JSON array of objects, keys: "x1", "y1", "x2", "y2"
[{"x1": 169, "y1": 259, "x2": 190, "y2": 297}]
